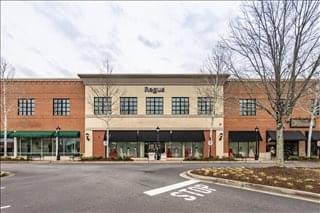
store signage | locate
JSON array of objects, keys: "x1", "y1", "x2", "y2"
[
  {"x1": 144, "y1": 87, "x2": 165, "y2": 94},
  {"x1": 290, "y1": 118, "x2": 316, "y2": 128}
]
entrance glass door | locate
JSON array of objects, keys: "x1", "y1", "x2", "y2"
[{"x1": 144, "y1": 142, "x2": 165, "y2": 159}]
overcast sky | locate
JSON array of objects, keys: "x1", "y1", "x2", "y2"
[{"x1": 1, "y1": 1, "x2": 241, "y2": 78}]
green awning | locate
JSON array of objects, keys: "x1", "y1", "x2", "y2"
[
  {"x1": 13, "y1": 131, "x2": 55, "y2": 138},
  {"x1": 0, "y1": 131, "x2": 14, "y2": 138},
  {"x1": 1, "y1": 131, "x2": 80, "y2": 138},
  {"x1": 57, "y1": 131, "x2": 80, "y2": 138}
]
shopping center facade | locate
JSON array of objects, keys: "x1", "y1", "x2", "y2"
[{"x1": 1, "y1": 74, "x2": 319, "y2": 160}]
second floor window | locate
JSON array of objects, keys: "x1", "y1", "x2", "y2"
[
  {"x1": 240, "y1": 99, "x2": 256, "y2": 116},
  {"x1": 146, "y1": 97, "x2": 163, "y2": 115},
  {"x1": 53, "y1": 98, "x2": 70, "y2": 116},
  {"x1": 94, "y1": 97, "x2": 112, "y2": 115},
  {"x1": 172, "y1": 97, "x2": 189, "y2": 115},
  {"x1": 198, "y1": 97, "x2": 214, "y2": 115},
  {"x1": 120, "y1": 97, "x2": 137, "y2": 115},
  {"x1": 18, "y1": 98, "x2": 35, "y2": 116}
]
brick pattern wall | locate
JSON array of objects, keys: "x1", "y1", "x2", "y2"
[
  {"x1": 203, "y1": 130, "x2": 216, "y2": 157},
  {"x1": 224, "y1": 81, "x2": 320, "y2": 156},
  {"x1": 2, "y1": 80, "x2": 85, "y2": 153}
]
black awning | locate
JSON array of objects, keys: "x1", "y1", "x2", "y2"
[
  {"x1": 109, "y1": 131, "x2": 138, "y2": 142},
  {"x1": 229, "y1": 131, "x2": 262, "y2": 142},
  {"x1": 171, "y1": 131, "x2": 204, "y2": 142},
  {"x1": 138, "y1": 131, "x2": 171, "y2": 142},
  {"x1": 267, "y1": 131, "x2": 306, "y2": 142},
  {"x1": 310, "y1": 131, "x2": 320, "y2": 141}
]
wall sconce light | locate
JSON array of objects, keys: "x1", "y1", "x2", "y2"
[
  {"x1": 86, "y1": 133, "x2": 90, "y2": 141},
  {"x1": 219, "y1": 133, "x2": 223, "y2": 141}
]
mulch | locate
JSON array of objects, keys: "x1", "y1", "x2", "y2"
[{"x1": 192, "y1": 166, "x2": 320, "y2": 194}]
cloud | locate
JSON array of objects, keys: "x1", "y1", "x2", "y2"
[
  {"x1": 137, "y1": 34, "x2": 161, "y2": 49},
  {"x1": 1, "y1": 1, "x2": 241, "y2": 77},
  {"x1": 33, "y1": 4, "x2": 81, "y2": 40},
  {"x1": 46, "y1": 58, "x2": 74, "y2": 76},
  {"x1": 17, "y1": 66, "x2": 38, "y2": 77}
]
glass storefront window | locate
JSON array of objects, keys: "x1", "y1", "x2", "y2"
[
  {"x1": 184, "y1": 142, "x2": 192, "y2": 158},
  {"x1": 110, "y1": 142, "x2": 138, "y2": 158},
  {"x1": 229, "y1": 142, "x2": 238, "y2": 156},
  {"x1": 20, "y1": 138, "x2": 31, "y2": 155},
  {"x1": 32, "y1": 138, "x2": 42, "y2": 155},
  {"x1": 192, "y1": 142, "x2": 203, "y2": 158},
  {"x1": 229, "y1": 141, "x2": 257, "y2": 158},
  {"x1": 166, "y1": 142, "x2": 183, "y2": 158},
  {"x1": 16, "y1": 137, "x2": 79, "y2": 157},
  {"x1": 42, "y1": 138, "x2": 55, "y2": 156},
  {"x1": 239, "y1": 142, "x2": 248, "y2": 157},
  {"x1": 0, "y1": 139, "x2": 14, "y2": 156},
  {"x1": 63, "y1": 138, "x2": 79, "y2": 156}
]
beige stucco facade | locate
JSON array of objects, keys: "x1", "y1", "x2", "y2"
[{"x1": 80, "y1": 74, "x2": 227, "y2": 158}]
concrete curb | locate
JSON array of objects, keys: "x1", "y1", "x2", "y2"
[
  {"x1": 186, "y1": 170, "x2": 320, "y2": 203},
  {"x1": 0, "y1": 160, "x2": 276, "y2": 164}
]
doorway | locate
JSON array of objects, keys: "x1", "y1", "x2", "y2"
[{"x1": 144, "y1": 142, "x2": 165, "y2": 159}]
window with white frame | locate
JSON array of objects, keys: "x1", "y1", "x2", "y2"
[
  {"x1": 18, "y1": 98, "x2": 35, "y2": 116},
  {"x1": 239, "y1": 99, "x2": 256, "y2": 116}
]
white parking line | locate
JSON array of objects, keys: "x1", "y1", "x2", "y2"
[
  {"x1": 0, "y1": 205, "x2": 11, "y2": 210},
  {"x1": 144, "y1": 179, "x2": 200, "y2": 196}
]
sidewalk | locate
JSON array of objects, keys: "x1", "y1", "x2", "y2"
[{"x1": 1, "y1": 159, "x2": 319, "y2": 167}]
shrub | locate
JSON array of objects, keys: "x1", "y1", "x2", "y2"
[
  {"x1": 0, "y1": 157, "x2": 29, "y2": 161},
  {"x1": 80, "y1": 156, "x2": 133, "y2": 161},
  {"x1": 287, "y1": 156, "x2": 299, "y2": 161},
  {"x1": 80, "y1": 156, "x2": 104, "y2": 161},
  {"x1": 183, "y1": 156, "x2": 235, "y2": 161}
]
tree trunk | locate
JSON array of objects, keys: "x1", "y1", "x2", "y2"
[
  {"x1": 209, "y1": 128, "x2": 212, "y2": 158},
  {"x1": 209, "y1": 115, "x2": 214, "y2": 158},
  {"x1": 106, "y1": 128, "x2": 109, "y2": 158},
  {"x1": 3, "y1": 82, "x2": 7, "y2": 157},
  {"x1": 4, "y1": 120, "x2": 7, "y2": 157},
  {"x1": 276, "y1": 123, "x2": 284, "y2": 167},
  {"x1": 307, "y1": 115, "x2": 315, "y2": 158}
]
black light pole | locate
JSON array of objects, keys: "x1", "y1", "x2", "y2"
[
  {"x1": 156, "y1": 126, "x2": 160, "y2": 160},
  {"x1": 255, "y1": 126, "x2": 259, "y2": 160},
  {"x1": 56, "y1": 126, "x2": 61, "y2": 161}
]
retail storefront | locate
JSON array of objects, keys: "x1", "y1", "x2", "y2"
[
  {"x1": 228, "y1": 131, "x2": 262, "y2": 158},
  {"x1": 308, "y1": 131, "x2": 320, "y2": 157},
  {"x1": 108, "y1": 130, "x2": 205, "y2": 159},
  {"x1": 266, "y1": 131, "x2": 306, "y2": 159},
  {"x1": 0, "y1": 131, "x2": 80, "y2": 158},
  {"x1": 82, "y1": 74, "x2": 225, "y2": 159}
]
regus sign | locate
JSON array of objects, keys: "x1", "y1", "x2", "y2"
[{"x1": 144, "y1": 87, "x2": 165, "y2": 94}]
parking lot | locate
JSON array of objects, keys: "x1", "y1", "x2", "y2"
[{"x1": 1, "y1": 163, "x2": 319, "y2": 213}]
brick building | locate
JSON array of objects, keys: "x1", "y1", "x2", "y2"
[
  {"x1": 1, "y1": 75, "x2": 319, "y2": 160},
  {"x1": 224, "y1": 81, "x2": 320, "y2": 160},
  {"x1": 0, "y1": 80, "x2": 85, "y2": 159}
]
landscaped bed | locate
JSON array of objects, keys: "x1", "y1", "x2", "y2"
[{"x1": 191, "y1": 167, "x2": 320, "y2": 194}]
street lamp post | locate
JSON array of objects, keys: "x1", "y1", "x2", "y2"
[
  {"x1": 156, "y1": 126, "x2": 160, "y2": 160},
  {"x1": 255, "y1": 126, "x2": 259, "y2": 160},
  {"x1": 56, "y1": 126, "x2": 61, "y2": 161}
]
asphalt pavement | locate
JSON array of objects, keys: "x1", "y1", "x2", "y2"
[{"x1": 0, "y1": 163, "x2": 319, "y2": 213}]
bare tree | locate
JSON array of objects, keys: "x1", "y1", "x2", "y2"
[
  {"x1": 0, "y1": 57, "x2": 15, "y2": 157},
  {"x1": 306, "y1": 77, "x2": 320, "y2": 157},
  {"x1": 88, "y1": 58, "x2": 123, "y2": 158},
  {"x1": 225, "y1": 0, "x2": 320, "y2": 166},
  {"x1": 197, "y1": 43, "x2": 229, "y2": 158}
]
